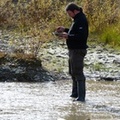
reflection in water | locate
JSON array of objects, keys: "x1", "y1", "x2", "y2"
[
  {"x1": 0, "y1": 80, "x2": 120, "y2": 120},
  {"x1": 62, "y1": 103, "x2": 90, "y2": 120},
  {"x1": 65, "y1": 114, "x2": 90, "y2": 120}
]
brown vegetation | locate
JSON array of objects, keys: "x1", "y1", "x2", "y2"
[{"x1": 0, "y1": 0, "x2": 120, "y2": 48}]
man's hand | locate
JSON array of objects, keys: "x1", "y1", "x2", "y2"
[
  {"x1": 61, "y1": 32, "x2": 68, "y2": 39},
  {"x1": 55, "y1": 26, "x2": 68, "y2": 39},
  {"x1": 56, "y1": 26, "x2": 65, "y2": 33}
]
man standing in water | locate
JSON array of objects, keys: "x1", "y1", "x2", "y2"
[{"x1": 56, "y1": 3, "x2": 89, "y2": 102}]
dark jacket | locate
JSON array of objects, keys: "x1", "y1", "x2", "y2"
[{"x1": 64, "y1": 12, "x2": 89, "y2": 49}]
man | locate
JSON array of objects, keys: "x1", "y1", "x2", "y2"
[{"x1": 56, "y1": 3, "x2": 89, "y2": 102}]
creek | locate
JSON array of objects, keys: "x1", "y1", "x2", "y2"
[{"x1": 0, "y1": 80, "x2": 120, "y2": 120}]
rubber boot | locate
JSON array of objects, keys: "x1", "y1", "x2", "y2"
[
  {"x1": 76, "y1": 80, "x2": 86, "y2": 102},
  {"x1": 70, "y1": 77, "x2": 78, "y2": 98}
]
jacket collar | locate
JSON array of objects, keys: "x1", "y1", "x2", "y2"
[{"x1": 74, "y1": 12, "x2": 82, "y2": 21}]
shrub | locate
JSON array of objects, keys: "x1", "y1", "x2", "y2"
[
  {"x1": 0, "y1": 0, "x2": 120, "y2": 50},
  {"x1": 82, "y1": 0, "x2": 119, "y2": 32},
  {"x1": 100, "y1": 22, "x2": 120, "y2": 46}
]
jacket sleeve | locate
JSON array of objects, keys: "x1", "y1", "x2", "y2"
[{"x1": 64, "y1": 28, "x2": 69, "y2": 33}]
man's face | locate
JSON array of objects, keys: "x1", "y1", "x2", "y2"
[{"x1": 67, "y1": 10, "x2": 76, "y2": 18}]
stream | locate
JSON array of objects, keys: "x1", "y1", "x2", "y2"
[{"x1": 0, "y1": 80, "x2": 120, "y2": 120}]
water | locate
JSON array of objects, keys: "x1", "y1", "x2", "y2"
[{"x1": 0, "y1": 80, "x2": 120, "y2": 120}]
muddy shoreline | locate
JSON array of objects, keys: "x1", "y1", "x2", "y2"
[{"x1": 0, "y1": 30, "x2": 120, "y2": 82}]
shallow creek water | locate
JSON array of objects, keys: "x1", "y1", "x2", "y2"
[{"x1": 0, "y1": 80, "x2": 120, "y2": 120}]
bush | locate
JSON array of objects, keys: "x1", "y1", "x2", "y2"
[
  {"x1": 100, "y1": 23, "x2": 120, "y2": 46},
  {"x1": 82, "y1": 0, "x2": 119, "y2": 32},
  {"x1": 0, "y1": 0, "x2": 120, "y2": 49},
  {"x1": 0, "y1": 0, "x2": 69, "y2": 39}
]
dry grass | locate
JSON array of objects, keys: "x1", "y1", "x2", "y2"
[
  {"x1": 0, "y1": 52, "x2": 7, "y2": 59},
  {"x1": 0, "y1": 0, "x2": 69, "y2": 39},
  {"x1": 82, "y1": 0, "x2": 119, "y2": 32},
  {"x1": 0, "y1": 0, "x2": 120, "y2": 50},
  {"x1": 9, "y1": 53, "x2": 36, "y2": 61}
]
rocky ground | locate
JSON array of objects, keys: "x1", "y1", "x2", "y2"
[
  {"x1": 39, "y1": 40, "x2": 120, "y2": 81},
  {"x1": 0, "y1": 30, "x2": 120, "y2": 82}
]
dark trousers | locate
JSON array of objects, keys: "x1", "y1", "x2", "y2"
[{"x1": 69, "y1": 49, "x2": 87, "y2": 101}]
